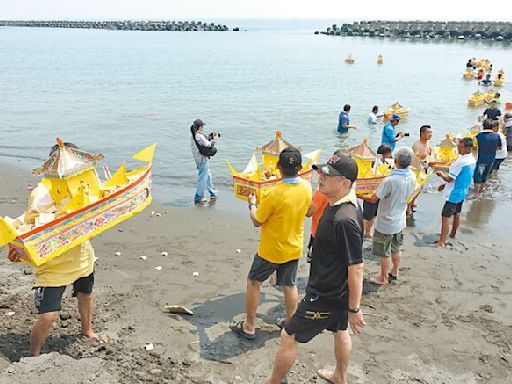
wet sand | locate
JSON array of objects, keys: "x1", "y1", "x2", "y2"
[{"x1": 1, "y1": 164, "x2": 511, "y2": 383}]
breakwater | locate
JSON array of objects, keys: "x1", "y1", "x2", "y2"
[
  {"x1": 316, "y1": 21, "x2": 512, "y2": 41},
  {"x1": 0, "y1": 20, "x2": 237, "y2": 32}
]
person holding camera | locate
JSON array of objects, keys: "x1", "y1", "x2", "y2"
[
  {"x1": 190, "y1": 118, "x2": 219, "y2": 204},
  {"x1": 381, "y1": 114, "x2": 407, "y2": 150}
]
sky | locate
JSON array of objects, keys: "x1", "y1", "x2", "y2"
[{"x1": 1, "y1": 0, "x2": 511, "y2": 21}]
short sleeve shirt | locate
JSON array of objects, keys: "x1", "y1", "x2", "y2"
[
  {"x1": 381, "y1": 122, "x2": 397, "y2": 150},
  {"x1": 442, "y1": 154, "x2": 476, "y2": 203},
  {"x1": 255, "y1": 180, "x2": 312, "y2": 264},
  {"x1": 483, "y1": 108, "x2": 501, "y2": 120},
  {"x1": 374, "y1": 169, "x2": 415, "y2": 234},
  {"x1": 368, "y1": 112, "x2": 377, "y2": 124},
  {"x1": 307, "y1": 201, "x2": 363, "y2": 301},
  {"x1": 337, "y1": 112, "x2": 350, "y2": 134},
  {"x1": 476, "y1": 131, "x2": 501, "y2": 164}
]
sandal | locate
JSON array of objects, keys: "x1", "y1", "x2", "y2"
[{"x1": 230, "y1": 320, "x2": 255, "y2": 340}]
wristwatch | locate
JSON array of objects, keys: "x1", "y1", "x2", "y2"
[
  {"x1": 248, "y1": 202, "x2": 257, "y2": 209},
  {"x1": 348, "y1": 307, "x2": 360, "y2": 314}
]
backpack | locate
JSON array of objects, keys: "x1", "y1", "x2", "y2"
[{"x1": 192, "y1": 132, "x2": 217, "y2": 157}]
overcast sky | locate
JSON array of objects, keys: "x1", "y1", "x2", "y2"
[{"x1": 1, "y1": 0, "x2": 511, "y2": 21}]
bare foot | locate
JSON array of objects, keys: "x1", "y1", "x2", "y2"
[
  {"x1": 449, "y1": 231, "x2": 457, "y2": 239},
  {"x1": 83, "y1": 332, "x2": 109, "y2": 344},
  {"x1": 369, "y1": 276, "x2": 388, "y2": 285},
  {"x1": 435, "y1": 241, "x2": 445, "y2": 248},
  {"x1": 364, "y1": 233, "x2": 372, "y2": 239},
  {"x1": 317, "y1": 369, "x2": 345, "y2": 384}
]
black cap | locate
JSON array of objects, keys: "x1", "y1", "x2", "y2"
[
  {"x1": 313, "y1": 151, "x2": 358, "y2": 182},
  {"x1": 278, "y1": 147, "x2": 302, "y2": 170},
  {"x1": 193, "y1": 119, "x2": 205, "y2": 128}
]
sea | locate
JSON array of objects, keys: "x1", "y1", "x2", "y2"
[{"x1": 1, "y1": 19, "x2": 511, "y2": 210}]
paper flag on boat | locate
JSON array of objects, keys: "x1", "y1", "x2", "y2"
[
  {"x1": 132, "y1": 143, "x2": 156, "y2": 163},
  {"x1": 0, "y1": 218, "x2": 17, "y2": 247},
  {"x1": 104, "y1": 163, "x2": 128, "y2": 188},
  {"x1": 304, "y1": 149, "x2": 322, "y2": 163},
  {"x1": 242, "y1": 154, "x2": 260, "y2": 174}
]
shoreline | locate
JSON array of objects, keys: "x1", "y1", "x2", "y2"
[{"x1": 0, "y1": 162, "x2": 511, "y2": 383}]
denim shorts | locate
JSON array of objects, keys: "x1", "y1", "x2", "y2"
[{"x1": 473, "y1": 162, "x2": 493, "y2": 184}]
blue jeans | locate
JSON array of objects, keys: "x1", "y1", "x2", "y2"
[{"x1": 194, "y1": 159, "x2": 216, "y2": 202}]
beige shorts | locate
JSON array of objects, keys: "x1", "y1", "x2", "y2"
[{"x1": 372, "y1": 230, "x2": 403, "y2": 257}]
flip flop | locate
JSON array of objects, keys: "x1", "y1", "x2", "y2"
[
  {"x1": 275, "y1": 318, "x2": 287, "y2": 330},
  {"x1": 230, "y1": 320, "x2": 255, "y2": 340},
  {"x1": 388, "y1": 273, "x2": 398, "y2": 281}
]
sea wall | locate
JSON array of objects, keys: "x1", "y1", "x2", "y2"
[
  {"x1": 315, "y1": 21, "x2": 512, "y2": 41},
  {"x1": 0, "y1": 20, "x2": 237, "y2": 32}
]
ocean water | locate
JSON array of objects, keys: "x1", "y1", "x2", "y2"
[{"x1": 1, "y1": 19, "x2": 511, "y2": 204}]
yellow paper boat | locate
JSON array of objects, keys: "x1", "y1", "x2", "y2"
[
  {"x1": 463, "y1": 69, "x2": 474, "y2": 80},
  {"x1": 494, "y1": 74, "x2": 504, "y2": 87},
  {"x1": 347, "y1": 140, "x2": 431, "y2": 200},
  {"x1": 377, "y1": 55, "x2": 384, "y2": 64},
  {"x1": 345, "y1": 54, "x2": 355, "y2": 64},
  {"x1": 383, "y1": 102, "x2": 410, "y2": 120},
  {"x1": 0, "y1": 139, "x2": 156, "y2": 266},
  {"x1": 227, "y1": 131, "x2": 321, "y2": 202},
  {"x1": 429, "y1": 134, "x2": 459, "y2": 173},
  {"x1": 468, "y1": 89, "x2": 494, "y2": 107}
]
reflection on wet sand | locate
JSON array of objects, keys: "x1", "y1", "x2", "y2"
[{"x1": 465, "y1": 198, "x2": 496, "y2": 228}]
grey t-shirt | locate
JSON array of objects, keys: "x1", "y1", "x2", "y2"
[
  {"x1": 374, "y1": 168, "x2": 415, "y2": 235},
  {"x1": 191, "y1": 133, "x2": 215, "y2": 166}
]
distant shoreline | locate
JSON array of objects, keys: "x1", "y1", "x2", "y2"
[
  {"x1": 316, "y1": 21, "x2": 512, "y2": 42},
  {"x1": 0, "y1": 20, "x2": 240, "y2": 32}
]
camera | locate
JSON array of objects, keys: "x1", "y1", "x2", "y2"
[
  {"x1": 403, "y1": 132, "x2": 410, "y2": 137},
  {"x1": 208, "y1": 132, "x2": 221, "y2": 140}
]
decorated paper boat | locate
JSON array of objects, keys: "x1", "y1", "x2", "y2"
[
  {"x1": 346, "y1": 140, "x2": 431, "y2": 200},
  {"x1": 383, "y1": 102, "x2": 410, "y2": 120},
  {"x1": 468, "y1": 89, "x2": 494, "y2": 107},
  {"x1": 227, "y1": 131, "x2": 321, "y2": 202},
  {"x1": 0, "y1": 139, "x2": 156, "y2": 266},
  {"x1": 347, "y1": 139, "x2": 391, "y2": 196},
  {"x1": 430, "y1": 134, "x2": 458, "y2": 173}
]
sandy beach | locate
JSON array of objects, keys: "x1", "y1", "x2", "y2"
[{"x1": 1, "y1": 163, "x2": 511, "y2": 384}]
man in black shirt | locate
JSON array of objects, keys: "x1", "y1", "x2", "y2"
[
  {"x1": 482, "y1": 100, "x2": 501, "y2": 121},
  {"x1": 265, "y1": 151, "x2": 366, "y2": 384}
]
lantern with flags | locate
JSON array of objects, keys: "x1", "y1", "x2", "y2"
[
  {"x1": 227, "y1": 131, "x2": 321, "y2": 202},
  {"x1": 0, "y1": 139, "x2": 156, "y2": 266}
]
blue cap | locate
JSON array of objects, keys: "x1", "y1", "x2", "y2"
[{"x1": 391, "y1": 114, "x2": 400, "y2": 121}]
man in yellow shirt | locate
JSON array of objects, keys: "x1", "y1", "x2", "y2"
[
  {"x1": 231, "y1": 147, "x2": 312, "y2": 340},
  {"x1": 8, "y1": 143, "x2": 103, "y2": 356},
  {"x1": 10, "y1": 239, "x2": 99, "y2": 356}
]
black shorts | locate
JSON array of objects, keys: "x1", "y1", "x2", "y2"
[
  {"x1": 362, "y1": 200, "x2": 379, "y2": 220},
  {"x1": 284, "y1": 293, "x2": 348, "y2": 343},
  {"x1": 247, "y1": 254, "x2": 298, "y2": 286},
  {"x1": 33, "y1": 272, "x2": 95, "y2": 314},
  {"x1": 442, "y1": 201, "x2": 463, "y2": 218}
]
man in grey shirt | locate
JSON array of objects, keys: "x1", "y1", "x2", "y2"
[{"x1": 361, "y1": 147, "x2": 415, "y2": 285}]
